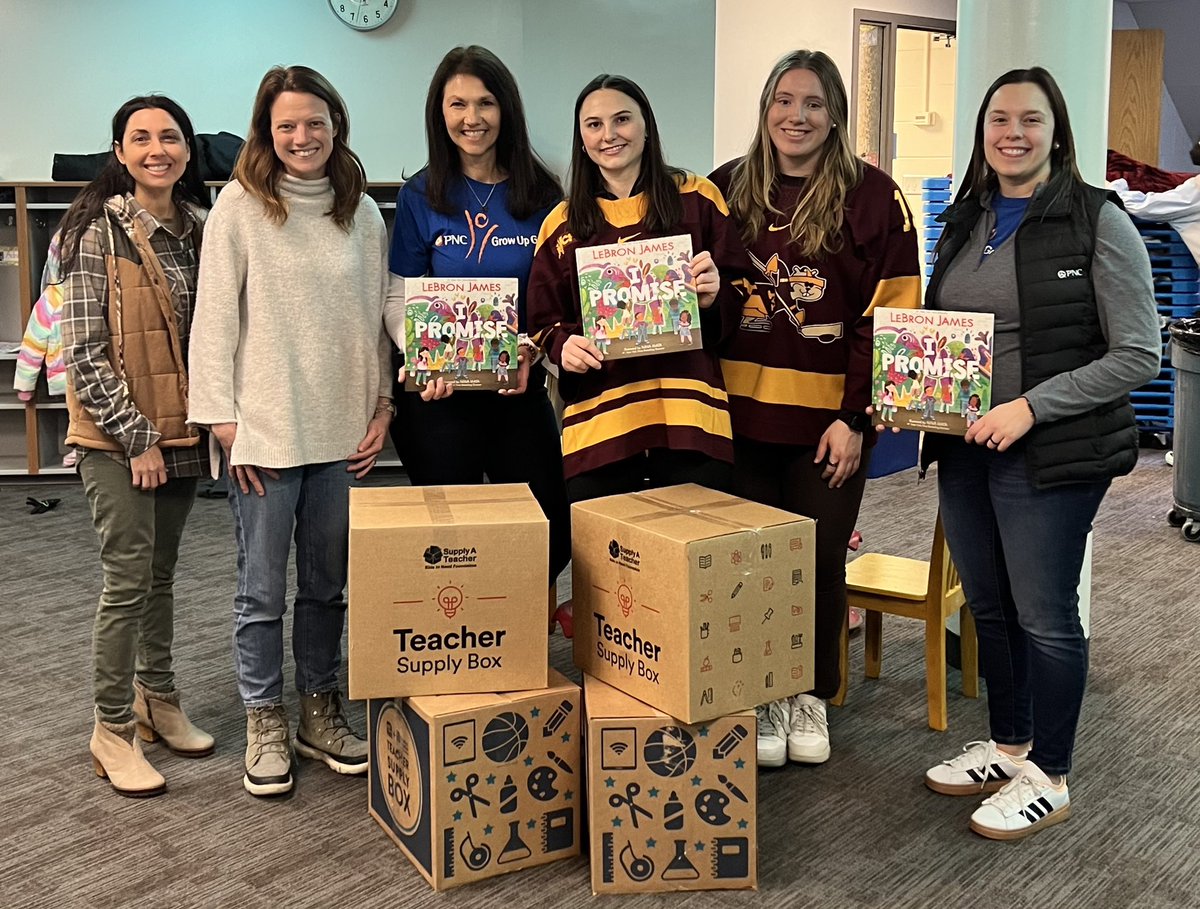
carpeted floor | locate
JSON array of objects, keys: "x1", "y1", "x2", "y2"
[{"x1": 0, "y1": 452, "x2": 1195, "y2": 909}]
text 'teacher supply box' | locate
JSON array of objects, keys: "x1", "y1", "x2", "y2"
[
  {"x1": 368, "y1": 670, "x2": 581, "y2": 891},
  {"x1": 583, "y1": 674, "x2": 756, "y2": 894},
  {"x1": 349, "y1": 484, "x2": 548, "y2": 699},
  {"x1": 572, "y1": 484, "x2": 815, "y2": 723}
]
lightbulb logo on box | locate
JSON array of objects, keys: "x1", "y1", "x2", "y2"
[
  {"x1": 607, "y1": 538, "x2": 641, "y2": 571},
  {"x1": 422, "y1": 543, "x2": 478, "y2": 569}
]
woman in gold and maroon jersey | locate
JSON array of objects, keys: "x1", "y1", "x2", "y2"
[{"x1": 710, "y1": 50, "x2": 921, "y2": 769}]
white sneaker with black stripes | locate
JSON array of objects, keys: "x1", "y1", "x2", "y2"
[
  {"x1": 969, "y1": 761, "x2": 1071, "y2": 840},
  {"x1": 925, "y1": 739, "x2": 1028, "y2": 795}
]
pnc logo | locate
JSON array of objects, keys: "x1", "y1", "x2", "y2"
[{"x1": 1057, "y1": 268, "x2": 1085, "y2": 279}]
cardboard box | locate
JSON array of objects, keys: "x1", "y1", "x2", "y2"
[
  {"x1": 583, "y1": 674, "x2": 756, "y2": 894},
  {"x1": 368, "y1": 670, "x2": 582, "y2": 891},
  {"x1": 572, "y1": 484, "x2": 815, "y2": 723},
  {"x1": 349, "y1": 484, "x2": 549, "y2": 699}
]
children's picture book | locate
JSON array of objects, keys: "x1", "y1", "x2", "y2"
[
  {"x1": 872, "y1": 307, "x2": 994, "y2": 435},
  {"x1": 575, "y1": 234, "x2": 700, "y2": 359},
  {"x1": 404, "y1": 278, "x2": 520, "y2": 391}
]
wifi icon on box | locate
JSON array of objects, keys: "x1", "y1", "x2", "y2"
[
  {"x1": 442, "y1": 719, "x2": 476, "y2": 766},
  {"x1": 601, "y1": 727, "x2": 637, "y2": 770}
]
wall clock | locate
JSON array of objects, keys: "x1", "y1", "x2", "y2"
[{"x1": 328, "y1": 0, "x2": 397, "y2": 31}]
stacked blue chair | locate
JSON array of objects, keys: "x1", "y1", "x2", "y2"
[
  {"x1": 1130, "y1": 219, "x2": 1200, "y2": 438},
  {"x1": 867, "y1": 177, "x2": 953, "y2": 479},
  {"x1": 921, "y1": 177, "x2": 952, "y2": 279}
]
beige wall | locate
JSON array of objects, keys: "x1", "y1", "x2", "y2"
[
  {"x1": 892, "y1": 30, "x2": 957, "y2": 251},
  {"x1": 713, "y1": 0, "x2": 958, "y2": 167}
]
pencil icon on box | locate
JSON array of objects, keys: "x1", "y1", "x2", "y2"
[
  {"x1": 542, "y1": 699, "x2": 573, "y2": 736},
  {"x1": 712, "y1": 723, "x2": 748, "y2": 759}
]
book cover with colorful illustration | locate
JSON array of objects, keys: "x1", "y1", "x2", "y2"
[
  {"x1": 872, "y1": 308, "x2": 994, "y2": 435},
  {"x1": 405, "y1": 278, "x2": 520, "y2": 391},
  {"x1": 575, "y1": 234, "x2": 700, "y2": 360}
]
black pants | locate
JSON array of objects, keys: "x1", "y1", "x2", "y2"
[
  {"x1": 389, "y1": 375, "x2": 572, "y2": 580},
  {"x1": 565, "y1": 449, "x2": 733, "y2": 503},
  {"x1": 733, "y1": 435, "x2": 871, "y2": 700}
]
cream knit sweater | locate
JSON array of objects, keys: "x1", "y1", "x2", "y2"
[{"x1": 188, "y1": 175, "x2": 391, "y2": 469}]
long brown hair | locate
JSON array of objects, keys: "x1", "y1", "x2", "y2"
[
  {"x1": 954, "y1": 66, "x2": 1082, "y2": 204},
  {"x1": 59, "y1": 95, "x2": 209, "y2": 278},
  {"x1": 423, "y1": 46, "x2": 561, "y2": 220},
  {"x1": 566, "y1": 74, "x2": 685, "y2": 242},
  {"x1": 726, "y1": 50, "x2": 861, "y2": 258},
  {"x1": 232, "y1": 65, "x2": 365, "y2": 232}
]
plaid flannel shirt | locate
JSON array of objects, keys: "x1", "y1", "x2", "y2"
[{"x1": 60, "y1": 194, "x2": 207, "y2": 477}]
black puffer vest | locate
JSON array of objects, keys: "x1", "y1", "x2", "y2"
[{"x1": 924, "y1": 176, "x2": 1138, "y2": 488}]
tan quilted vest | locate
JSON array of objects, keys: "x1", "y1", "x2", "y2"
[{"x1": 66, "y1": 209, "x2": 202, "y2": 452}]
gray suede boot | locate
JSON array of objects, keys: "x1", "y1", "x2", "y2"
[{"x1": 295, "y1": 691, "x2": 367, "y2": 775}]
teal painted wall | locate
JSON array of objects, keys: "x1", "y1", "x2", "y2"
[{"x1": 0, "y1": 0, "x2": 716, "y2": 181}]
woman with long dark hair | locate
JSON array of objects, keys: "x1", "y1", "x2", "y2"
[
  {"x1": 60, "y1": 95, "x2": 213, "y2": 797},
  {"x1": 189, "y1": 66, "x2": 392, "y2": 797},
  {"x1": 526, "y1": 74, "x2": 749, "y2": 500},
  {"x1": 921, "y1": 67, "x2": 1158, "y2": 839},
  {"x1": 710, "y1": 50, "x2": 920, "y2": 769},
  {"x1": 385, "y1": 45, "x2": 570, "y2": 632}
]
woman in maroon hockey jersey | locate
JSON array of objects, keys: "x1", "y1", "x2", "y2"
[
  {"x1": 710, "y1": 50, "x2": 920, "y2": 769},
  {"x1": 527, "y1": 74, "x2": 750, "y2": 501}
]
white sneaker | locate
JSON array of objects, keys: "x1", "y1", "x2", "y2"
[
  {"x1": 755, "y1": 700, "x2": 789, "y2": 768},
  {"x1": 787, "y1": 694, "x2": 830, "y2": 764},
  {"x1": 969, "y1": 761, "x2": 1070, "y2": 840},
  {"x1": 925, "y1": 739, "x2": 1029, "y2": 796}
]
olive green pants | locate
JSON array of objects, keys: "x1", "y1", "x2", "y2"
[{"x1": 79, "y1": 450, "x2": 197, "y2": 724}]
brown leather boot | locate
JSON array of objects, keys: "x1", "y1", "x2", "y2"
[
  {"x1": 133, "y1": 679, "x2": 215, "y2": 757},
  {"x1": 90, "y1": 715, "x2": 167, "y2": 798}
]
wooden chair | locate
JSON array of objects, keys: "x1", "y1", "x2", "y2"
[{"x1": 830, "y1": 512, "x2": 978, "y2": 730}]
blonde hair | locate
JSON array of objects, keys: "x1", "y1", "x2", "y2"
[{"x1": 726, "y1": 50, "x2": 862, "y2": 258}]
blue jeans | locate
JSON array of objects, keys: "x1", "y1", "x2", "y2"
[
  {"x1": 937, "y1": 440, "x2": 1109, "y2": 775},
  {"x1": 228, "y1": 461, "x2": 351, "y2": 707}
]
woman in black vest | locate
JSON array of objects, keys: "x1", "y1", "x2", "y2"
[{"x1": 920, "y1": 67, "x2": 1159, "y2": 840}]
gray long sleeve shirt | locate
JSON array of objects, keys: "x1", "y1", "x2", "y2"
[{"x1": 936, "y1": 199, "x2": 1161, "y2": 422}]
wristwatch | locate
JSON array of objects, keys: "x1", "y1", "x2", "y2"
[{"x1": 837, "y1": 409, "x2": 870, "y2": 433}]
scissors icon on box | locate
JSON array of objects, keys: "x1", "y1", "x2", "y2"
[
  {"x1": 450, "y1": 772, "x2": 491, "y2": 819},
  {"x1": 608, "y1": 782, "x2": 653, "y2": 828}
]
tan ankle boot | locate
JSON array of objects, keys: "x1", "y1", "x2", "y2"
[
  {"x1": 133, "y1": 679, "x2": 215, "y2": 757},
  {"x1": 90, "y1": 716, "x2": 166, "y2": 798}
]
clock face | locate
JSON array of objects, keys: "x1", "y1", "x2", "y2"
[{"x1": 328, "y1": 0, "x2": 397, "y2": 31}]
